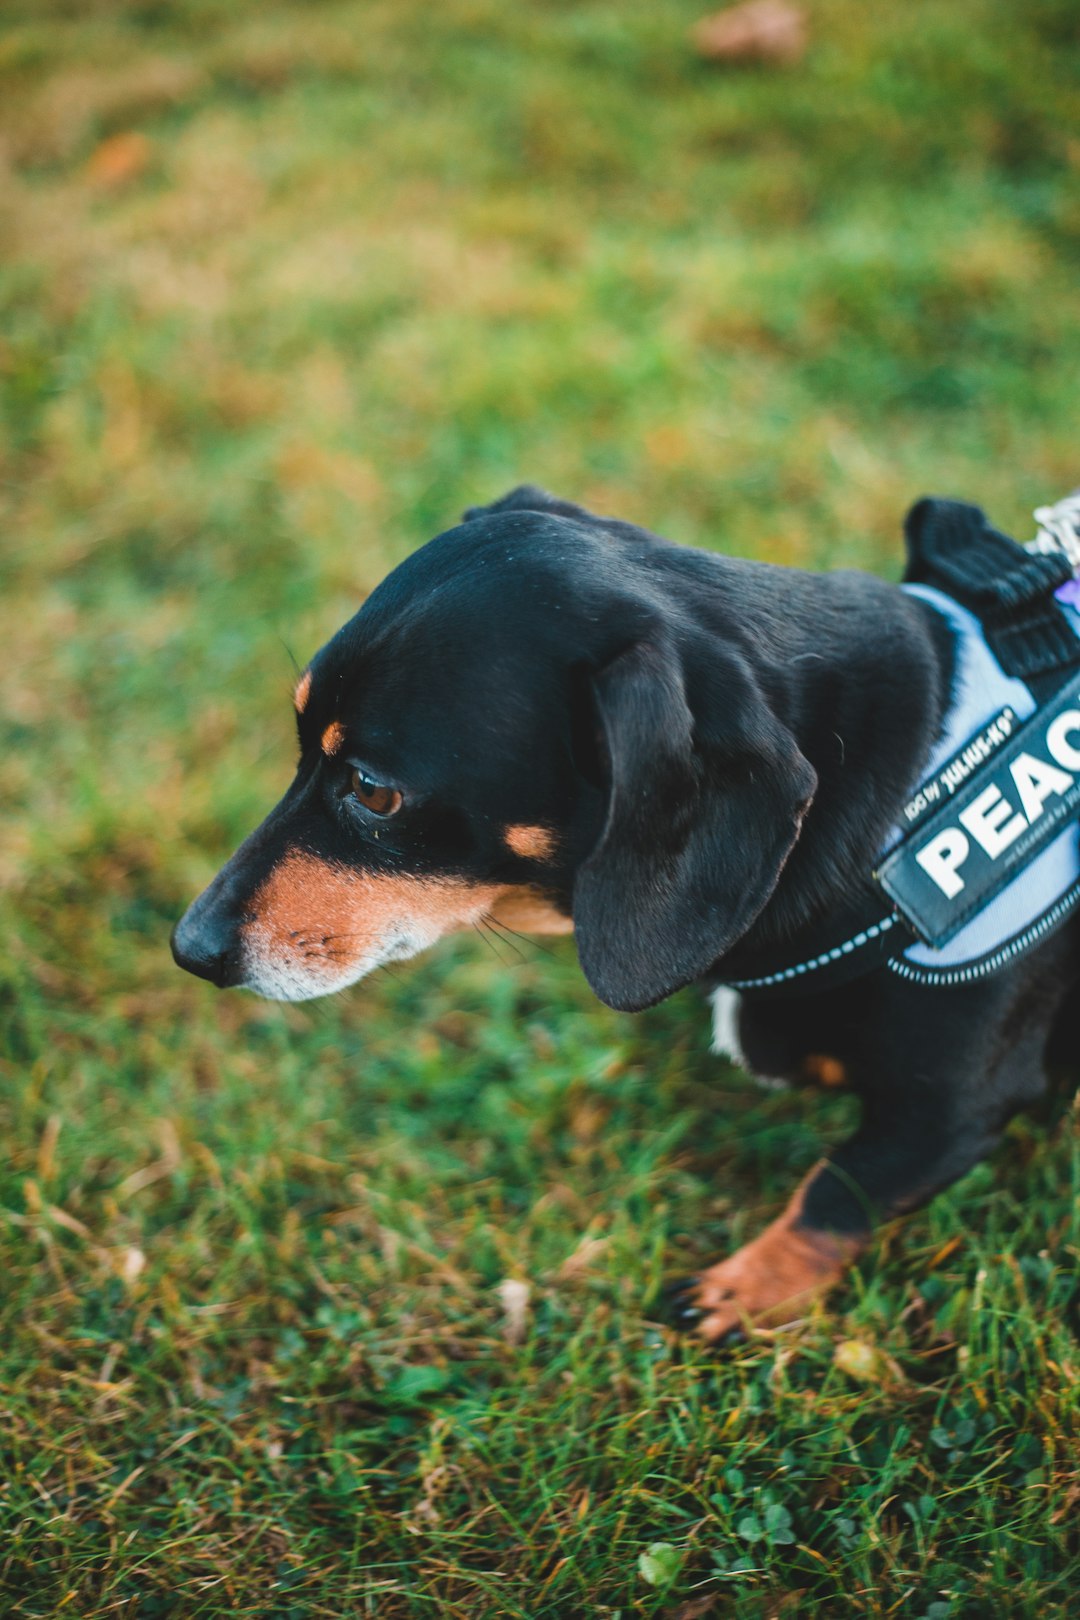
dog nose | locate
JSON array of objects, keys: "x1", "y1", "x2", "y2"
[{"x1": 171, "y1": 903, "x2": 243, "y2": 988}]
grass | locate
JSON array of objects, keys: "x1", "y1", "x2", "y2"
[{"x1": 2, "y1": 0, "x2": 1079, "y2": 1612}]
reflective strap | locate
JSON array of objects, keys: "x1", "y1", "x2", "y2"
[{"x1": 725, "y1": 914, "x2": 899, "y2": 992}]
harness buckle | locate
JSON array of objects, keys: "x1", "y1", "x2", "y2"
[{"x1": 1030, "y1": 489, "x2": 1080, "y2": 574}]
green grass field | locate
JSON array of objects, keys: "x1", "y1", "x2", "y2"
[{"x1": 2, "y1": 1, "x2": 1079, "y2": 1613}]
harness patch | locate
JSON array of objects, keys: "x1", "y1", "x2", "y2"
[
  {"x1": 897, "y1": 706, "x2": 1017, "y2": 831},
  {"x1": 877, "y1": 673, "x2": 1080, "y2": 946}
]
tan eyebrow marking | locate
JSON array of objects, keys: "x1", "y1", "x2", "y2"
[
  {"x1": 294, "y1": 669, "x2": 312, "y2": 714},
  {"x1": 321, "y1": 720, "x2": 347, "y2": 756},
  {"x1": 504, "y1": 824, "x2": 557, "y2": 861}
]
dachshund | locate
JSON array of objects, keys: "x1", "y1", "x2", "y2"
[{"x1": 172, "y1": 486, "x2": 1080, "y2": 1341}]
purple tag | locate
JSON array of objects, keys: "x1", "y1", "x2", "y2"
[{"x1": 1055, "y1": 578, "x2": 1080, "y2": 609}]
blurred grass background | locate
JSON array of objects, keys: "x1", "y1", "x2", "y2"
[{"x1": 2, "y1": 0, "x2": 1079, "y2": 1614}]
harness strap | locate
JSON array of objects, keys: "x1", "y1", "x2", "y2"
[
  {"x1": 719, "y1": 899, "x2": 905, "y2": 995},
  {"x1": 904, "y1": 498, "x2": 1077, "y2": 695},
  {"x1": 718, "y1": 496, "x2": 1080, "y2": 998}
]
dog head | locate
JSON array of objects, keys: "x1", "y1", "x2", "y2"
[{"x1": 172, "y1": 487, "x2": 817, "y2": 1011}]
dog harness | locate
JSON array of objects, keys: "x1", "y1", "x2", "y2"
[{"x1": 725, "y1": 493, "x2": 1080, "y2": 995}]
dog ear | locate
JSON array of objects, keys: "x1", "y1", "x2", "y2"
[
  {"x1": 572, "y1": 634, "x2": 817, "y2": 1012},
  {"x1": 463, "y1": 485, "x2": 603, "y2": 524}
]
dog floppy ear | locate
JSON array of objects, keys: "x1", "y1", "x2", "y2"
[{"x1": 573, "y1": 634, "x2": 817, "y2": 1012}]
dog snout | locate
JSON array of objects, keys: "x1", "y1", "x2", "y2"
[{"x1": 171, "y1": 896, "x2": 244, "y2": 988}]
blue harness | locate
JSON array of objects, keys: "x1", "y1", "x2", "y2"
[{"x1": 725, "y1": 496, "x2": 1080, "y2": 995}]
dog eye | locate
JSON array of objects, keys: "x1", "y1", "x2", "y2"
[{"x1": 350, "y1": 769, "x2": 403, "y2": 817}]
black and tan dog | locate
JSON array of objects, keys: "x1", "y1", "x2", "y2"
[{"x1": 172, "y1": 486, "x2": 1080, "y2": 1342}]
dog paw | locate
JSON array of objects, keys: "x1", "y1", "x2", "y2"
[{"x1": 664, "y1": 1203, "x2": 859, "y2": 1345}]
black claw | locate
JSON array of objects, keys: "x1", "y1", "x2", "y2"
[
  {"x1": 714, "y1": 1324, "x2": 747, "y2": 1348},
  {"x1": 661, "y1": 1275, "x2": 700, "y2": 1303},
  {"x1": 659, "y1": 1276, "x2": 704, "y2": 1327}
]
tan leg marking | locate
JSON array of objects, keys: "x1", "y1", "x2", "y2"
[
  {"x1": 503, "y1": 824, "x2": 557, "y2": 861},
  {"x1": 688, "y1": 1171, "x2": 864, "y2": 1342},
  {"x1": 803, "y1": 1053, "x2": 847, "y2": 1088},
  {"x1": 294, "y1": 669, "x2": 312, "y2": 714},
  {"x1": 320, "y1": 720, "x2": 347, "y2": 756}
]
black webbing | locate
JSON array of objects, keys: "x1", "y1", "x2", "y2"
[{"x1": 903, "y1": 498, "x2": 1080, "y2": 696}]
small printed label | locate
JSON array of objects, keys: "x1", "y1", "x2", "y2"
[
  {"x1": 877, "y1": 676, "x2": 1080, "y2": 946},
  {"x1": 898, "y1": 707, "x2": 1017, "y2": 831}
]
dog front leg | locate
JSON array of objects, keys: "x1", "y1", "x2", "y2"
[
  {"x1": 668, "y1": 1090, "x2": 1008, "y2": 1344},
  {"x1": 672, "y1": 960, "x2": 1068, "y2": 1342}
]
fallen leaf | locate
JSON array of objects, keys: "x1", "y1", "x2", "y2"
[
  {"x1": 37, "y1": 1115, "x2": 62, "y2": 1182},
  {"x1": 121, "y1": 1246, "x2": 146, "y2": 1284},
  {"x1": 639, "y1": 1542, "x2": 682, "y2": 1587},
  {"x1": 497, "y1": 1277, "x2": 530, "y2": 1345},
  {"x1": 556, "y1": 1234, "x2": 610, "y2": 1279},
  {"x1": 86, "y1": 131, "x2": 153, "y2": 188},
  {"x1": 833, "y1": 1338, "x2": 882, "y2": 1382},
  {"x1": 692, "y1": 0, "x2": 808, "y2": 66},
  {"x1": 673, "y1": 1598, "x2": 722, "y2": 1620}
]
